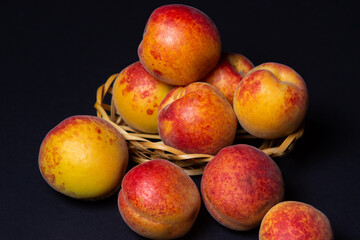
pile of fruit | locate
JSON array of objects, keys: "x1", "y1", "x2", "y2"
[{"x1": 38, "y1": 4, "x2": 333, "y2": 240}]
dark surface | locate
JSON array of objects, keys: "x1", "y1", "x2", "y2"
[{"x1": 1, "y1": 1, "x2": 359, "y2": 239}]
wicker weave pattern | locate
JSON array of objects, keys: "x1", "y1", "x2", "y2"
[{"x1": 94, "y1": 74, "x2": 304, "y2": 175}]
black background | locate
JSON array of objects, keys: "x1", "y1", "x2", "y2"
[{"x1": 2, "y1": 0, "x2": 360, "y2": 239}]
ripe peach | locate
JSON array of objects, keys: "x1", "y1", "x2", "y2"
[
  {"x1": 259, "y1": 201, "x2": 334, "y2": 240},
  {"x1": 201, "y1": 144, "x2": 284, "y2": 231},
  {"x1": 38, "y1": 115, "x2": 129, "y2": 200},
  {"x1": 233, "y1": 62, "x2": 309, "y2": 139},
  {"x1": 203, "y1": 52, "x2": 254, "y2": 105},
  {"x1": 138, "y1": 4, "x2": 221, "y2": 85},
  {"x1": 112, "y1": 61, "x2": 173, "y2": 133},
  {"x1": 157, "y1": 82, "x2": 237, "y2": 155},
  {"x1": 118, "y1": 159, "x2": 201, "y2": 239}
]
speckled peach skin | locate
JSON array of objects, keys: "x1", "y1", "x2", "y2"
[
  {"x1": 157, "y1": 82, "x2": 237, "y2": 155},
  {"x1": 233, "y1": 62, "x2": 309, "y2": 139},
  {"x1": 112, "y1": 61, "x2": 173, "y2": 133},
  {"x1": 138, "y1": 4, "x2": 221, "y2": 86},
  {"x1": 259, "y1": 201, "x2": 334, "y2": 240},
  {"x1": 201, "y1": 144, "x2": 284, "y2": 231},
  {"x1": 203, "y1": 52, "x2": 254, "y2": 105},
  {"x1": 118, "y1": 159, "x2": 201, "y2": 239},
  {"x1": 38, "y1": 115, "x2": 128, "y2": 200}
]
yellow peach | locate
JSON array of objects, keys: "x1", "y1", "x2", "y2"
[
  {"x1": 112, "y1": 61, "x2": 173, "y2": 133},
  {"x1": 38, "y1": 115, "x2": 128, "y2": 200},
  {"x1": 233, "y1": 62, "x2": 309, "y2": 139}
]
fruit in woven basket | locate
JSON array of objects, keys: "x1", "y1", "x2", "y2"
[
  {"x1": 138, "y1": 4, "x2": 221, "y2": 86},
  {"x1": 118, "y1": 159, "x2": 201, "y2": 239},
  {"x1": 201, "y1": 144, "x2": 284, "y2": 231},
  {"x1": 233, "y1": 62, "x2": 309, "y2": 139},
  {"x1": 203, "y1": 52, "x2": 254, "y2": 105},
  {"x1": 157, "y1": 82, "x2": 237, "y2": 155},
  {"x1": 38, "y1": 115, "x2": 128, "y2": 200},
  {"x1": 259, "y1": 201, "x2": 334, "y2": 240},
  {"x1": 112, "y1": 61, "x2": 173, "y2": 133}
]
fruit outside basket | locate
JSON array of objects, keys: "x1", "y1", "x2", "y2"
[{"x1": 94, "y1": 74, "x2": 305, "y2": 176}]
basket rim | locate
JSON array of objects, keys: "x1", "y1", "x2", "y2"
[{"x1": 94, "y1": 73, "x2": 305, "y2": 175}]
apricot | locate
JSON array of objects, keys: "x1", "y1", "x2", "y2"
[
  {"x1": 38, "y1": 115, "x2": 128, "y2": 200},
  {"x1": 157, "y1": 82, "x2": 237, "y2": 155},
  {"x1": 201, "y1": 144, "x2": 284, "y2": 230},
  {"x1": 138, "y1": 4, "x2": 221, "y2": 85},
  {"x1": 112, "y1": 61, "x2": 173, "y2": 133},
  {"x1": 259, "y1": 201, "x2": 334, "y2": 240},
  {"x1": 118, "y1": 159, "x2": 201, "y2": 239},
  {"x1": 233, "y1": 62, "x2": 309, "y2": 139},
  {"x1": 203, "y1": 52, "x2": 254, "y2": 105}
]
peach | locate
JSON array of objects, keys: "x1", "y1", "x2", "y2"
[
  {"x1": 203, "y1": 52, "x2": 254, "y2": 105},
  {"x1": 233, "y1": 62, "x2": 309, "y2": 139},
  {"x1": 38, "y1": 115, "x2": 128, "y2": 200},
  {"x1": 259, "y1": 201, "x2": 334, "y2": 240},
  {"x1": 138, "y1": 4, "x2": 221, "y2": 85},
  {"x1": 112, "y1": 61, "x2": 173, "y2": 133},
  {"x1": 157, "y1": 82, "x2": 237, "y2": 155},
  {"x1": 201, "y1": 144, "x2": 284, "y2": 231},
  {"x1": 118, "y1": 159, "x2": 201, "y2": 239}
]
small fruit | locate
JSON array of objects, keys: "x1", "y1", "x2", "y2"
[
  {"x1": 38, "y1": 115, "x2": 128, "y2": 200},
  {"x1": 259, "y1": 201, "x2": 334, "y2": 240},
  {"x1": 157, "y1": 82, "x2": 237, "y2": 155},
  {"x1": 203, "y1": 52, "x2": 254, "y2": 105},
  {"x1": 201, "y1": 144, "x2": 284, "y2": 230},
  {"x1": 112, "y1": 61, "x2": 173, "y2": 133},
  {"x1": 233, "y1": 62, "x2": 308, "y2": 139},
  {"x1": 118, "y1": 159, "x2": 201, "y2": 239},
  {"x1": 138, "y1": 4, "x2": 221, "y2": 85}
]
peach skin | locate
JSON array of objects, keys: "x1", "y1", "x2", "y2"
[
  {"x1": 112, "y1": 61, "x2": 173, "y2": 133},
  {"x1": 201, "y1": 144, "x2": 284, "y2": 231},
  {"x1": 233, "y1": 62, "x2": 309, "y2": 139},
  {"x1": 138, "y1": 4, "x2": 221, "y2": 85},
  {"x1": 38, "y1": 115, "x2": 128, "y2": 200},
  {"x1": 203, "y1": 52, "x2": 254, "y2": 105},
  {"x1": 259, "y1": 201, "x2": 334, "y2": 240},
  {"x1": 118, "y1": 159, "x2": 201, "y2": 239},
  {"x1": 157, "y1": 82, "x2": 237, "y2": 155}
]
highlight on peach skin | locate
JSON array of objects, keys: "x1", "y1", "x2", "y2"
[
  {"x1": 138, "y1": 4, "x2": 221, "y2": 86},
  {"x1": 259, "y1": 201, "x2": 334, "y2": 240},
  {"x1": 203, "y1": 52, "x2": 254, "y2": 105},
  {"x1": 157, "y1": 82, "x2": 237, "y2": 155},
  {"x1": 112, "y1": 61, "x2": 173, "y2": 133},
  {"x1": 233, "y1": 62, "x2": 309, "y2": 139},
  {"x1": 201, "y1": 144, "x2": 284, "y2": 231},
  {"x1": 118, "y1": 159, "x2": 201, "y2": 239},
  {"x1": 38, "y1": 115, "x2": 129, "y2": 200}
]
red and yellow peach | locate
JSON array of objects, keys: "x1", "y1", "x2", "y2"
[
  {"x1": 138, "y1": 4, "x2": 221, "y2": 85},
  {"x1": 118, "y1": 159, "x2": 201, "y2": 239},
  {"x1": 38, "y1": 115, "x2": 129, "y2": 200},
  {"x1": 233, "y1": 62, "x2": 309, "y2": 139},
  {"x1": 201, "y1": 144, "x2": 284, "y2": 230}
]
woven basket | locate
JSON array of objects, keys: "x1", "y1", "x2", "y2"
[{"x1": 94, "y1": 74, "x2": 304, "y2": 175}]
